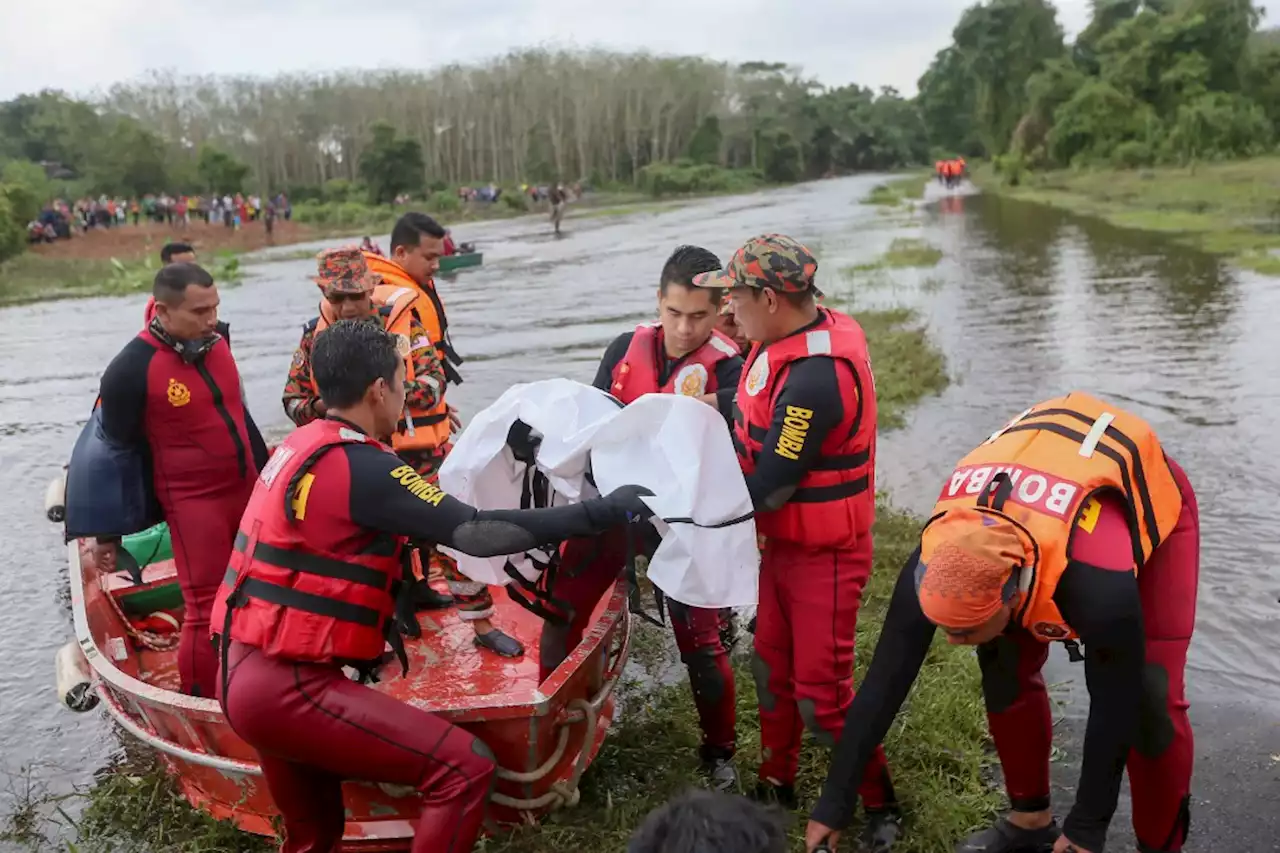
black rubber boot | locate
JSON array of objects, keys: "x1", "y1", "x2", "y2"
[
  {"x1": 956, "y1": 817, "x2": 1061, "y2": 853},
  {"x1": 474, "y1": 628, "x2": 525, "y2": 658},
  {"x1": 860, "y1": 809, "x2": 903, "y2": 853},
  {"x1": 750, "y1": 779, "x2": 798, "y2": 810},
  {"x1": 412, "y1": 583, "x2": 455, "y2": 611}
]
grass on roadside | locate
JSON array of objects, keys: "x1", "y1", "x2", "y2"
[
  {"x1": 0, "y1": 252, "x2": 243, "y2": 307},
  {"x1": 971, "y1": 157, "x2": 1280, "y2": 276},
  {"x1": 861, "y1": 173, "x2": 932, "y2": 207},
  {"x1": 842, "y1": 239, "x2": 945, "y2": 279}
]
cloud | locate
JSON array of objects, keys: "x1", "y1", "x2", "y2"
[{"x1": 0, "y1": 0, "x2": 1248, "y2": 102}]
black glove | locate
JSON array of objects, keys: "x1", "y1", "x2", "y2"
[{"x1": 600, "y1": 484, "x2": 656, "y2": 524}]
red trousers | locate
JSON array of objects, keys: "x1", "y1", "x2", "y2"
[
  {"x1": 220, "y1": 642, "x2": 495, "y2": 853},
  {"x1": 986, "y1": 459, "x2": 1198, "y2": 851},
  {"x1": 166, "y1": 481, "x2": 253, "y2": 697},
  {"x1": 753, "y1": 538, "x2": 895, "y2": 805},
  {"x1": 539, "y1": 529, "x2": 737, "y2": 757}
]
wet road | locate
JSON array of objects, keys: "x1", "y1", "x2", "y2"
[{"x1": 2, "y1": 176, "x2": 1276, "y2": 846}]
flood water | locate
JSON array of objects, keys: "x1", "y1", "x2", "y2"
[{"x1": 2, "y1": 175, "x2": 1277, "y2": 820}]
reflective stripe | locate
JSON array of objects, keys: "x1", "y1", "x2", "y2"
[
  {"x1": 233, "y1": 531, "x2": 388, "y2": 588},
  {"x1": 1078, "y1": 412, "x2": 1116, "y2": 459},
  {"x1": 805, "y1": 330, "x2": 832, "y2": 355}
]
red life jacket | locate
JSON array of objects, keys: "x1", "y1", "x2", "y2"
[
  {"x1": 609, "y1": 324, "x2": 741, "y2": 404},
  {"x1": 137, "y1": 328, "x2": 255, "y2": 504},
  {"x1": 209, "y1": 418, "x2": 405, "y2": 667},
  {"x1": 733, "y1": 308, "x2": 877, "y2": 550}
]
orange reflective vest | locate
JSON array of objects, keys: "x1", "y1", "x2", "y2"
[
  {"x1": 733, "y1": 308, "x2": 877, "y2": 550},
  {"x1": 210, "y1": 418, "x2": 405, "y2": 666},
  {"x1": 363, "y1": 252, "x2": 464, "y2": 386},
  {"x1": 920, "y1": 391, "x2": 1184, "y2": 642},
  {"x1": 309, "y1": 286, "x2": 450, "y2": 452}
]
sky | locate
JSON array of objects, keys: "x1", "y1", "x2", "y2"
[{"x1": 0, "y1": 0, "x2": 1101, "y2": 102}]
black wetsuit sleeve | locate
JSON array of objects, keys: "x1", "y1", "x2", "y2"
[
  {"x1": 344, "y1": 444, "x2": 633, "y2": 554},
  {"x1": 1054, "y1": 562, "x2": 1146, "y2": 851},
  {"x1": 244, "y1": 408, "x2": 269, "y2": 473},
  {"x1": 743, "y1": 357, "x2": 844, "y2": 511},
  {"x1": 811, "y1": 549, "x2": 936, "y2": 829},
  {"x1": 97, "y1": 338, "x2": 153, "y2": 445},
  {"x1": 216, "y1": 320, "x2": 231, "y2": 348},
  {"x1": 592, "y1": 332, "x2": 633, "y2": 392},
  {"x1": 713, "y1": 354, "x2": 744, "y2": 392}
]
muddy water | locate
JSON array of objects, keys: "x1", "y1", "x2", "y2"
[{"x1": 2, "y1": 177, "x2": 1277, "y2": 816}]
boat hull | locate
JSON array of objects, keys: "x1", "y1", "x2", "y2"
[
  {"x1": 70, "y1": 539, "x2": 630, "y2": 848},
  {"x1": 437, "y1": 252, "x2": 482, "y2": 274}
]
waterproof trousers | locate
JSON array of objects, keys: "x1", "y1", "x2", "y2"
[
  {"x1": 220, "y1": 642, "x2": 495, "y2": 853},
  {"x1": 982, "y1": 459, "x2": 1198, "y2": 851},
  {"x1": 402, "y1": 447, "x2": 494, "y2": 619},
  {"x1": 753, "y1": 537, "x2": 896, "y2": 807},
  {"x1": 166, "y1": 481, "x2": 253, "y2": 697},
  {"x1": 539, "y1": 528, "x2": 737, "y2": 758}
]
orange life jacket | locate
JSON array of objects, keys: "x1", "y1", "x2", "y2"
[
  {"x1": 920, "y1": 391, "x2": 1184, "y2": 642},
  {"x1": 309, "y1": 285, "x2": 450, "y2": 452},
  {"x1": 363, "y1": 252, "x2": 465, "y2": 386},
  {"x1": 210, "y1": 418, "x2": 406, "y2": 667},
  {"x1": 609, "y1": 323, "x2": 740, "y2": 404},
  {"x1": 733, "y1": 308, "x2": 877, "y2": 550}
]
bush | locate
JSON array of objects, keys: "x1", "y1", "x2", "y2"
[
  {"x1": 635, "y1": 161, "x2": 764, "y2": 197},
  {"x1": 426, "y1": 191, "x2": 462, "y2": 213},
  {"x1": 0, "y1": 193, "x2": 25, "y2": 263},
  {"x1": 1110, "y1": 140, "x2": 1155, "y2": 168},
  {"x1": 501, "y1": 191, "x2": 530, "y2": 212}
]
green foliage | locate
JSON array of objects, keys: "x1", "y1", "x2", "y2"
[
  {"x1": 922, "y1": 0, "x2": 1276, "y2": 171},
  {"x1": 635, "y1": 161, "x2": 765, "y2": 196},
  {"x1": 427, "y1": 190, "x2": 462, "y2": 213},
  {"x1": 0, "y1": 193, "x2": 23, "y2": 263},
  {"x1": 359, "y1": 122, "x2": 426, "y2": 205},
  {"x1": 684, "y1": 115, "x2": 723, "y2": 165},
  {"x1": 196, "y1": 144, "x2": 250, "y2": 195},
  {"x1": 501, "y1": 191, "x2": 530, "y2": 212}
]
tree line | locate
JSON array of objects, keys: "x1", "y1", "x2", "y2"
[{"x1": 919, "y1": 0, "x2": 1280, "y2": 172}]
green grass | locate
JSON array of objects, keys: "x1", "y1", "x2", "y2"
[
  {"x1": 972, "y1": 157, "x2": 1280, "y2": 276},
  {"x1": 6, "y1": 303, "x2": 989, "y2": 853},
  {"x1": 861, "y1": 173, "x2": 932, "y2": 207},
  {"x1": 0, "y1": 251, "x2": 243, "y2": 307}
]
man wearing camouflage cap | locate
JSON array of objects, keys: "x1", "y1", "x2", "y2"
[
  {"x1": 282, "y1": 247, "x2": 525, "y2": 657},
  {"x1": 694, "y1": 234, "x2": 901, "y2": 851}
]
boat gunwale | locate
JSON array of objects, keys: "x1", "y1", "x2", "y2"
[{"x1": 71, "y1": 538, "x2": 632, "y2": 760}]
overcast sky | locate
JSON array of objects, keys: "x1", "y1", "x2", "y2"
[{"x1": 13, "y1": 0, "x2": 1263, "y2": 103}]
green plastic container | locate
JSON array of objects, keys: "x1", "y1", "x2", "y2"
[{"x1": 120, "y1": 522, "x2": 173, "y2": 569}]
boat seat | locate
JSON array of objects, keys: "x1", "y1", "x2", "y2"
[{"x1": 102, "y1": 562, "x2": 184, "y2": 618}]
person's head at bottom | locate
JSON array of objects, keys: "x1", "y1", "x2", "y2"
[
  {"x1": 312, "y1": 319, "x2": 406, "y2": 444},
  {"x1": 915, "y1": 507, "x2": 1027, "y2": 645},
  {"x1": 628, "y1": 789, "x2": 788, "y2": 853}
]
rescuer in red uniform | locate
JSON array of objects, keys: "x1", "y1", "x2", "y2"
[
  {"x1": 539, "y1": 245, "x2": 746, "y2": 789},
  {"x1": 805, "y1": 393, "x2": 1199, "y2": 853},
  {"x1": 93, "y1": 262, "x2": 266, "y2": 698},
  {"x1": 693, "y1": 234, "x2": 900, "y2": 851},
  {"x1": 212, "y1": 320, "x2": 655, "y2": 853}
]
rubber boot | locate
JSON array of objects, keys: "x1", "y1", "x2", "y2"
[
  {"x1": 860, "y1": 808, "x2": 903, "y2": 853},
  {"x1": 474, "y1": 628, "x2": 524, "y2": 658}
]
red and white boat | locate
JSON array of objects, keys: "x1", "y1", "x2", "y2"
[{"x1": 63, "y1": 538, "x2": 631, "y2": 849}]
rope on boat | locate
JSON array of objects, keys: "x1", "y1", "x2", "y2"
[
  {"x1": 489, "y1": 697, "x2": 597, "y2": 812},
  {"x1": 99, "y1": 571, "x2": 180, "y2": 652}
]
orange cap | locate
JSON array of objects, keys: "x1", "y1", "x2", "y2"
[{"x1": 916, "y1": 508, "x2": 1025, "y2": 630}]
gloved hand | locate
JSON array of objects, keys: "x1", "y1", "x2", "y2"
[{"x1": 601, "y1": 484, "x2": 656, "y2": 524}]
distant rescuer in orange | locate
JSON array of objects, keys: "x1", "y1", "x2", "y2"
[
  {"x1": 804, "y1": 392, "x2": 1199, "y2": 853},
  {"x1": 360, "y1": 213, "x2": 525, "y2": 657},
  {"x1": 213, "y1": 319, "x2": 657, "y2": 853},
  {"x1": 693, "y1": 235, "x2": 902, "y2": 852}
]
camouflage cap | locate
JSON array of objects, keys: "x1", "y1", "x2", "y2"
[
  {"x1": 313, "y1": 246, "x2": 380, "y2": 293},
  {"x1": 692, "y1": 234, "x2": 820, "y2": 295}
]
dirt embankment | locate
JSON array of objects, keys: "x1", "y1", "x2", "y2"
[{"x1": 31, "y1": 220, "x2": 320, "y2": 262}]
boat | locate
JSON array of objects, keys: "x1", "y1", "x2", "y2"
[
  {"x1": 437, "y1": 250, "x2": 483, "y2": 274},
  {"x1": 62, "y1": 535, "x2": 631, "y2": 848}
]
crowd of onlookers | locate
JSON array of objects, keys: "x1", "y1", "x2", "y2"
[{"x1": 27, "y1": 192, "x2": 294, "y2": 244}]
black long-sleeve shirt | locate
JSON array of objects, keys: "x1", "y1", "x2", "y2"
[
  {"x1": 337, "y1": 441, "x2": 637, "y2": 555},
  {"x1": 811, "y1": 550, "x2": 1146, "y2": 852}
]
